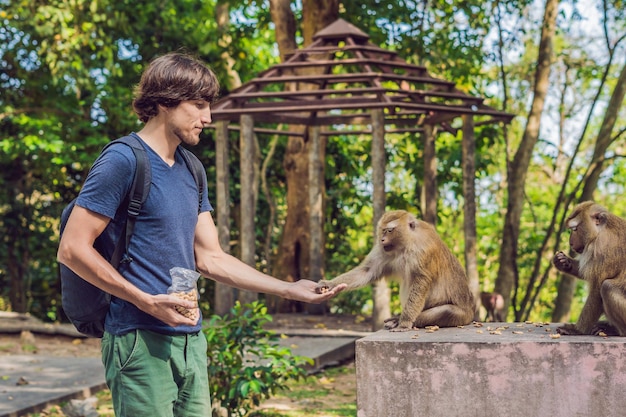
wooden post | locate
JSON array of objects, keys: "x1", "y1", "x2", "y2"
[
  {"x1": 307, "y1": 125, "x2": 325, "y2": 314},
  {"x1": 214, "y1": 120, "x2": 234, "y2": 315},
  {"x1": 239, "y1": 114, "x2": 258, "y2": 305},
  {"x1": 370, "y1": 109, "x2": 390, "y2": 331}
]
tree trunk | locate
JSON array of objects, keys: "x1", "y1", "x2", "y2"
[
  {"x1": 265, "y1": 0, "x2": 300, "y2": 312},
  {"x1": 495, "y1": 0, "x2": 558, "y2": 318},
  {"x1": 214, "y1": 2, "x2": 242, "y2": 313},
  {"x1": 7, "y1": 161, "x2": 30, "y2": 313},
  {"x1": 269, "y1": 128, "x2": 311, "y2": 312},
  {"x1": 269, "y1": 0, "x2": 297, "y2": 60},
  {"x1": 462, "y1": 115, "x2": 481, "y2": 318},
  {"x1": 580, "y1": 60, "x2": 626, "y2": 200},
  {"x1": 215, "y1": 2, "x2": 242, "y2": 88},
  {"x1": 267, "y1": 0, "x2": 339, "y2": 313},
  {"x1": 301, "y1": 0, "x2": 339, "y2": 43},
  {"x1": 422, "y1": 124, "x2": 437, "y2": 225}
]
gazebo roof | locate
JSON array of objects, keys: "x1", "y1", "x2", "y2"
[{"x1": 211, "y1": 18, "x2": 514, "y2": 134}]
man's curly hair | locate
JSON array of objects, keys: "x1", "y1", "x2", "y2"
[{"x1": 132, "y1": 52, "x2": 220, "y2": 123}]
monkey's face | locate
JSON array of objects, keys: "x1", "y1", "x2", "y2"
[
  {"x1": 567, "y1": 208, "x2": 605, "y2": 254},
  {"x1": 379, "y1": 216, "x2": 417, "y2": 253},
  {"x1": 377, "y1": 210, "x2": 418, "y2": 253},
  {"x1": 380, "y1": 227, "x2": 396, "y2": 252},
  {"x1": 567, "y1": 219, "x2": 585, "y2": 254}
]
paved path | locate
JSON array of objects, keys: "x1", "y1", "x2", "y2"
[
  {"x1": 0, "y1": 327, "x2": 369, "y2": 417},
  {"x1": 0, "y1": 355, "x2": 106, "y2": 417}
]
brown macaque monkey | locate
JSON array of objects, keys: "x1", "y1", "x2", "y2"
[
  {"x1": 480, "y1": 292, "x2": 505, "y2": 322},
  {"x1": 553, "y1": 201, "x2": 626, "y2": 336},
  {"x1": 316, "y1": 210, "x2": 475, "y2": 332}
]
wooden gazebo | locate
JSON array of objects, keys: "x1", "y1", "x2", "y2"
[{"x1": 208, "y1": 19, "x2": 514, "y2": 320}]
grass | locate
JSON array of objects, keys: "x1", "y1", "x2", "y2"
[
  {"x1": 249, "y1": 364, "x2": 357, "y2": 417},
  {"x1": 26, "y1": 363, "x2": 356, "y2": 417}
]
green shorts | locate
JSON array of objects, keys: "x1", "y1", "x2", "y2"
[{"x1": 101, "y1": 329, "x2": 211, "y2": 417}]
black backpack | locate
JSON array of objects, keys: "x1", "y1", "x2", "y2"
[{"x1": 59, "y1": 135, "x2": 205, "y2": 338}]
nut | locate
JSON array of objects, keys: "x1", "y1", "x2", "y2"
[
  {"x1": 316, "y1": 285, "x2": 330, "y2": 294},
  {"x1": 171, "y1": 290, "x2": 199, "y2": 320}
]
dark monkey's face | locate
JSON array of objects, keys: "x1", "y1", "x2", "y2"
[
  {"x1": 566, "y1": 204, "x2": 606, "y2": 254},
  {"x1": 567, "y1": 220, "x2": 585, "y2": 254}
]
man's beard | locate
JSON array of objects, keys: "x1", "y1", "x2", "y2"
[{"x1": 173, "y1": 126, "x2": 200, "y2": 146}]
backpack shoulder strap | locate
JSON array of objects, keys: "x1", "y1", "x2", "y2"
[
  {"x1": 103, "y1": 135, "x2": 152, "y2": 266},
  {"x1": 178, "y1": 147, "x2": 206, "y2": 214}
]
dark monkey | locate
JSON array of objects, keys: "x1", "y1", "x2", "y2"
[
  {"x1": 480, "y1": 292, "x2": 505, "y2": 322},
  {"x1": 553, "y1": 201, "x2": 626, "y2": 336},
  {"x1": 316, "y1": 210, "x2": 475, "y2": 331}
]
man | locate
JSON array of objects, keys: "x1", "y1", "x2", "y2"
[{"x1": 57, "y1": 52, "x2": 346, "y2": 417}]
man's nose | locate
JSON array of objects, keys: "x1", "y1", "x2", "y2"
[{"x1": 202, "y1": 107, "x2": 212, "y2": 126}]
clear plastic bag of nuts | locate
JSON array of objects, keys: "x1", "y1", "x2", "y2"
[{"x1": 168, "y1": 267, "x2": 201, "y2": 322}]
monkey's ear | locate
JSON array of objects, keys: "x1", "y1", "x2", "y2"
[
  {"x1": 591, "y1": 212, "x2": 608, "y2": 226},
  {"x1": 408, "y1": 220, "x2": 417, "y2": 230}
]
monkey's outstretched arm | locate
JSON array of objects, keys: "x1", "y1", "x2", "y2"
[{"x1": 316, "y1": 250, "x2": 384, "y2": 293}]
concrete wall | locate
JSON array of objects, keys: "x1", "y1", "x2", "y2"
[{"x1": 355, "y1": 323, "x2": 626, "y2": 417}]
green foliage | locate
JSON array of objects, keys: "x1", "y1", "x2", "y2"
[
  {"x1": 0, "y1": 0, "x2": 279, "y2": 318},
  {"x1": 204, "y1": 301, "x2": 312, "y2": 417},
  {"x1": 1, "y1": 0, "x2": 625, "y2": 328}
]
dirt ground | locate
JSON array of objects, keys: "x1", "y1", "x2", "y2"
[{"x1": 0, "y1": 330, "x2": 102, "y2": 357}]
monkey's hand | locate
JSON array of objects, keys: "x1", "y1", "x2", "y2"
[
  {"x1": 315, "y1": 280, "x2": 334, "y2": 294},
  {"x1": 553, "y1": 251, "x2": 574, "y2": 273},
  {"x1": 556, "y1": 323, "x2": 585, "y2": 336},
  {"x1": 389, "y1": 324, "x2": 416, "y2": 332},
  {"x1": 383, "y1": 316, "x2": 399, "y2": 329},
  {"x1": 384, "y1": 316, "x2": 416, "y2": 332},
  {"x1": 591, "y1": 321, "x2": 620, "y2": 336}
]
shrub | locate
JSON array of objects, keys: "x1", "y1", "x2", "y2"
[{"x1": 204, "y1": 301, "x2": 312, "y2": 417}]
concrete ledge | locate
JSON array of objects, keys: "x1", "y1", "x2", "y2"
[{"x1": 355, "y1": 322, "x2": 626, "y2": 417}]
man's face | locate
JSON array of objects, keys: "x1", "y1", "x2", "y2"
[{"x1": 167, "y1": 100, "x2": 212, "y2": 146}]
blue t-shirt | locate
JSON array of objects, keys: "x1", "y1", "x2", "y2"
[{"x1": 75, "y1": 133, "x2": 212, "y2": 335}]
